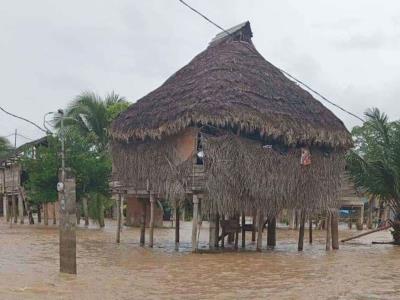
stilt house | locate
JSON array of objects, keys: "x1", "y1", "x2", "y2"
[{"x1": 110, "y1": 22, "x2": 352, "y2": 250}]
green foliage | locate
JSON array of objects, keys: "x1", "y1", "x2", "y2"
[
  {"x1": 53, "y1": 91, "x2": 129, "y2": 151},
  {"x1": 346, "y1": 108, "x2": 400, "y2": 242},
  {"x1": 0, "y1": 136, "x2": 12, "y2": 159},
  {"x1": 21, "y1": 136, "x2": 59, "y2": 204}
]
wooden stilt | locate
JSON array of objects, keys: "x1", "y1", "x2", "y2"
[
  {"x1": 140, "y1": 200, "x2": 146, "y2": 246},
  {"x1": 116, "y1": 194, "x2": 122, "y2": 243},
  {"x1": 12, "y1": 194, "x2": 17, "y2": 223},
  {"x1": 267, "y1": 217, "x2": 276, "y2": 249},
  {"x1": 298, "y1": 211, "x2": 305, "y2": 251},
  {"x1": 326, "y1": 211, "x2": 332, "y2": 251},
  {"x1": 256, "y1": 211, "x2": 264, "y2": 251},
  {"x1": 221, "y1": 215, "x2": 225, "y2": 248},
  {"x1": 209, "y1": 213, "x2": 216, "y2": 250},
  {"x1": 191, "y1": 194, "x2": 199, "y2": 252},
  {"x1": 331, "y1": 210, "x2": 339, "y2": 250},
  {"x1": 18, "y1": 194, "x2": 24, "y2": 224},
  {"x1": 175, "y1": 205, "x2": 180, "y2": 247},
  {"x1": 241, "y1": 212, "x2": 246, "y2": 248},
  {"x1": 214, "y1": 213, "x2": 220, "y2": 248},
  {"x1": 252, "y1": 211, "x2": 256, "y2": 242},
  {"x1": 149, "y1": 194, "x2": 155, "y2": 248},
  {"x1": 309, "y1": 216, "x2": 313, "y2": 244}
]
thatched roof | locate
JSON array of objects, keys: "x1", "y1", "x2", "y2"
[{"x1": 111, "y1": 21, "x2": 351, "y2": 148}]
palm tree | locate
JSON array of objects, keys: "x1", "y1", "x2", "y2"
[
  {"x1": 54, "y1": 91, "x2": 129, "y2": 151},
  {"x1": 0, "y1": 136, "x2": 12, "y2": 159},
  {"x1": 347, "y1": 108, "x2": 400, "y2": 244}
]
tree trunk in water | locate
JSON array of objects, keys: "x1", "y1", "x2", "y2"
[
  {"x1": 43, "y1": 202, "x2": 48, "y2": 226},
  {"x1": 82, "y1": 197, "x2": 89, "y2": 226},
  {"x1": 98, "y1": 200, "x2": 105, "y2": 228},
  {"x1": 37, "y1": 204, "x2": 41, "y2": 223}
]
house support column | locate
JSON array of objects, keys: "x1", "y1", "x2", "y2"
[
  {"x1": 175, "y1": 204, "x2": 180, "y2": 249},
  {"x1": 241, "y1": 212, "x2": 246, "y2": 248},
  {"x1": 331, "y1": 209, "x2": 339, "y2": 250},
  {"x1": 256, "y1": 211, "x2": 264, "y2": 252},
  {"x1": 116, "y1": 193, "x2": 122, "y2": 243},
  {"x1": 267, "y1": 217, "x2": 276, "y2": 249},
  {"x1": 298, "y1": 211, "x2": 305, "y2": 251},
  {"x1": 251, "y1": 211, "x2": 256, "y2": 242},
  {"x1": 12, "y1": 193, "x2": 17, "y2": 223},
  {"x1": 309, "y1": 216, "x2": 313, "y2": 244},
  {"x1": 357, "y1": 205, "x2": 364, "y2": 230},
  {"x1": 140, "y1": 200, "x2": 146, "y2": 246},
  {"x1": 3, "y1": 194, "x2": 7, "y2": 220},
  {"x1": 149, "y1": 193, "x2": 155, "y2": 248},
  {"x1": 209, "y1": 213, "x2": 216, "y2": 250},
  {"x1": 326, "y1": 211, "x2": 332, "y2": 251},
  {"x1": 18, "y1": 193, "x2": 24, "y2": 224},
  {"x1": 191, "y1": 194, "x2": 199, "y2": 252}
]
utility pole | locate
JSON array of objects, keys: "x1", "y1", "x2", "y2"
[
  {"x1": 10, "y1": 129, "x2": 17, "y2": 226},
  {"x1": 58, "y1": 109, "x2": 77, "y2": 274}
]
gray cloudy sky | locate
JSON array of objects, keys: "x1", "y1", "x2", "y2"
[{"x1": 1, "y1": 0, "x2": 400, "y2": 146}]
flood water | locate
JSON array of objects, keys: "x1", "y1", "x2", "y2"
[{"x1": 0, "y1": 218, "x2": 399, "y2": 300}]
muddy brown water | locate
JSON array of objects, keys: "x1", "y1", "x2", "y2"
[{"x1": 0, "y1": 218, "x2": 399, "y2": 300}]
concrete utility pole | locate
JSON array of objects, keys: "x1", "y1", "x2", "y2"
[{"x1": 58, "y1": 109, "x2": 77, "y2": 274}]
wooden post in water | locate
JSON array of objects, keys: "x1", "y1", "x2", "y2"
[
  {"x1": 214, "y1": 213, "x2": 220, "y2": 248},
  {"x1": 241, "y1": 212, "x2": 246, "y2": 248},
  {"x1": 209, "y1": 213, "x2": 216, "y2": 250},
  {"x1": 12, "y1": 193, "x2": 17, "y2": 223},
  {"x1": 18, "y1": 194, "x2": 24, "y2": 224},
  {"x1": 298, "y1": 211, "x2": 305, "y2": 251},
  {"x1": 149, "y1": 193, "x2": 155, "y2": 248},
  {"x1": 140, "y1": 200, "x2": 146, "y2": 246},
  {"x1": 331, "y1": 209, "x2": 339, "y2": 250},
  {"x1": 116, "y1": 193, "x2": 122, "y2": 243},
  {"x1": 326, "y1": 211, "x2": 332, "y2": 251},
  {"x1": 234, "y1": 215, "x2": 239, "y2": 250},
  {"x1": 252, "y1": 211, "x2": 256, "y2": 242},
  {"x1": 267, "y1": 217, "x2": 276, "y2": 249},
  {"x1": 309, "y1": 216, "x2": 313, "y2": 244},
  {"x1": 59, "y1": 168, "x2": 77, "y2": 274},
  {"x1": 256, "y1": 211, "x2": 264, "y2": 252},
  {"x1": 175, "y1": 204, "x2": 180, "y2": 247},
  {"x1": 191, "y1": 194, "x2": 199, "y2": 252},
  {"x1": 82, "y1": 197, "x2": 89, "y2": 226}
]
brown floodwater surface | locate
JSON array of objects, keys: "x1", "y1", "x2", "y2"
[{"x1": 0, "y1": 218, "x2": 399, "y2": 300}]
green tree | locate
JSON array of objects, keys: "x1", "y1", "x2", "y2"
[
  {"x1": 0, "y1": 136, "x2": 12, "y2": 159},
  {"x1": 347, "y1": 108, "x2": 400, "y2": 244},
  {"x1": 54, "y1": 91, "x2": 129, "y2": 151}
]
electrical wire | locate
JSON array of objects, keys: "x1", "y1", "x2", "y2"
[
  {"x1": 0, "y1": 106, "x2": 48, "y2": 133},
  {"x1": 177, "y1": 0, "x2": 365, "y2": 123}
]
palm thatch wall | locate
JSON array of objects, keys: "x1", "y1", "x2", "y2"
[{"x1": 110, "y1": 21, "x2": 352, "y2": 217}]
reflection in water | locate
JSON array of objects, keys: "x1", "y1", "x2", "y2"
[{"x1": 0, "y1": 218, "x2": 399, "y2": 300}]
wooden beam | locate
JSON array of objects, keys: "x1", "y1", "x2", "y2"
[
  {"x1": 298, "y1": 211, "x2": 305, "y2": 251},
  {"x1": 267, "y1": 217, "x2": 276, "y2": 249},
  {"x1": 331, "y1": 210, "x2": 339, "y2": 250},
  {"x1": 139, "y1": 200, "x2": 146, "y2": 247},
  {"x1": 116, "y1": 194, "x2": 122, "y2": 244},
  {"x1": 326, "y1": 211, "x2": 332, "y2": 251},
  {"x1": 149, "y1": 193, "x2": 155, "y2": 248},
  {"x1": 309, "y1": 216, "x2": 313, "y2": 244},
  {"x1": 241, "y1": 212, "x2": 246, "y2": 248},
  {"x1": 191, "y1": 194, "x2": 199, "y2": 252},
  {"x1": 341, "y1": 224, "x2": 391, "y2": 243},
  {"x1": 175, "y1": 205, "x2": 180, "y2": 247},
  {"x1": 214, "y1": 213, "x2": 220, "y2": 248},
  {"x1": 256, "y1": 211, "x2": 264, "y2": 252}
]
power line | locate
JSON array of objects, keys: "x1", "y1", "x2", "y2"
[
  {"x1": 177, "y1": 0, "x2": 365, "y2": 123},
  {"x1": 0, "y1": 106, "x2": 48, "y2": 133},
  {"x1": 1, "y1": 132, "x2": 34, "y2": 141}
]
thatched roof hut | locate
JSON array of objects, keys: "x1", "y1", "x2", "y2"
[{"x1": 111, "y1": 21, "x2": 352, "y2": 250}]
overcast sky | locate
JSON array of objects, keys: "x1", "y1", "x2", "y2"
[{"x1": 1, "y1": 0, "x2": 399, "y2": 146}]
